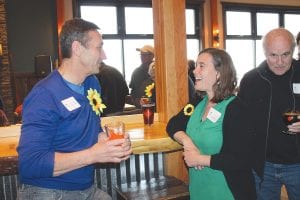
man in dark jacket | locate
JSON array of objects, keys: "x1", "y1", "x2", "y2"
[
  {"x1": 238, "y1": 28, "x2": 300, "y2": 200},
  {"x1": 129, "y1": 45, "x2": 154, "y2": 105},
  {"x1": 96, "y1": 62, "x2": 129, "y2": 116}
]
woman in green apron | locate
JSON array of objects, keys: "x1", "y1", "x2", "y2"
[{"x1": 167, "y1": 48, "x2": 256, "y2": 200}]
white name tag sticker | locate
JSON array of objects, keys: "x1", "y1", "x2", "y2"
[
  {"x1": 61, "y1": 97, "x2": 81, "y2": 111},
  {"x1": 207, "y1": 107, "x2": 221, "y2": 123},
  {"x1": 293, "y1": 83, "x2": 300, "y2": 94}
]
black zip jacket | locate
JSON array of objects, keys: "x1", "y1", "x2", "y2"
[{"x1": 238, "y1": 59, "x2": 300, "y2": 178}]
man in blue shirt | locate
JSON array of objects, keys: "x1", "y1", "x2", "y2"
[{"x1": 17, "y1": 18, "x2": 132, "y2": 200}]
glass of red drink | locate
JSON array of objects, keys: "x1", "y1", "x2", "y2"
[
  {"x1": 282, "y1": 110, "x2": 300, "y2": 134},
  {"x1": 104, "y1": 121, "x2": 125, "y2": 140},
  {"x1": 141, "y1": 103, "x2": 155, "y2": 125}
]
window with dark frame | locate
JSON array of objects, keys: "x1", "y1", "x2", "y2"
[
  {"x1": 74, "y1": 0, "x2": 203, "y2": 84},
  {"x1": 223, "y1": 3, "x2": 300, "y2": 83}
]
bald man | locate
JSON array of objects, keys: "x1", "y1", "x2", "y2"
[{"x1": 238, "y1": 28, "x2": 300, "y2": 200}]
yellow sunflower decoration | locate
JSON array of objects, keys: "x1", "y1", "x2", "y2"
[
  {"x1": 87, "y1": 88, "x2": 106, "y2": 115},
  {"x1": 145, "y1": 82, "x2": 155, "y2": 98},
  {"x1": 184, "y1": 104, "x2": 194, "y2": 116}
]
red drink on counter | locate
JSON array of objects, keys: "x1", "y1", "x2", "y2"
[{"x1": 142, "y1": 103, "x2": 155, "y2": 125}]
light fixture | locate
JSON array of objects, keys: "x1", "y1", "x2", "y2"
[
  {"x1": 0, "y1": 44, "x2": 2, "y2": 56},
  {"x1": 213, "y1": 29, "x2": 220, "y2": 47}
]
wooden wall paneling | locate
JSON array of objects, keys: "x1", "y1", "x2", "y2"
[{"x1": 0, "y1": 0, "x2": 15, "y2": 122}]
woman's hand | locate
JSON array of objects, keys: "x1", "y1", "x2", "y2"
[
  {"x1": 183, "y1": 147, "x2": 202, "y2": 167},
  {"x1": 173, "y1": 131, "x2": 209, "y2": 169},
  {"x1": 183, "y1": 149, "x2": 211, "y2": 169}
]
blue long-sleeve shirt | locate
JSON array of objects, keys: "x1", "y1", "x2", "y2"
[{"x1": 17, "y1": 70, "x2": 103, "y2": 190}]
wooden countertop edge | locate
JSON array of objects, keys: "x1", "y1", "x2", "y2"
[
  {"x1": 0, "y1": 138, "x2": 183, "y2": 158},
  {"x1": 132, "y1": 137, "x2": 182, "y2": 154},
  {"x1": 0, "y1": 138, "x2": 182, "y2": 175}
]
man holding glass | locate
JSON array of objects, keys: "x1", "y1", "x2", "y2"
[
  {"x1": 17, "y1": 18, "x2": 132, "y2": 200},
  {"x1": 238, "y1": 28, "x2": 300, "y2": 200}
]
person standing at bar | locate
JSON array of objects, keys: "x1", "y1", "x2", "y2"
[
  {"x1": 129, "y1": 45, "x2": 154, "y2": 105},
  {"x1": 238, "y1": 28, "x2": 300, "y2": 200},
  {"x1": 167, "y1": 48, "x2": 256, "y2": 200},
  {"x1": 96, "y1": 62, "x2": 129, "y2": 116},
  {"x1": 17, "y1": 18, "x2": 132, "y2": 200}
]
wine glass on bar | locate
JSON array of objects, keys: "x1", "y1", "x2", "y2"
[{"x1": 282, "y1": 110, "x2": 300, "y2": 134}]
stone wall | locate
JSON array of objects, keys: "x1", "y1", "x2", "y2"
[{"x1": 0, "y1": 0, "x2": 16, "y2": 123}]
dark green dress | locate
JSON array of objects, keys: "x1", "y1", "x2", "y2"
[{"x1": 186, "y1": 95, "x2": 235, "y2": 200}]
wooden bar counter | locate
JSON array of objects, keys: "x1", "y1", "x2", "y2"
[
  {"x1": 0, "y1": 114, "x2": 182, "y2": 175},
  {"x1": 0, "y1": 114, "x2": 186, "y2": 199}
]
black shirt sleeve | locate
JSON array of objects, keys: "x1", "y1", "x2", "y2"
[{"x1": 166, "y1": 95, "x2": 203, "y2": 139}]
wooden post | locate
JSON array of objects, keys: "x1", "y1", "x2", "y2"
[{"x1": 152, "y1": 0, "x2": 189, "y2": 182}]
